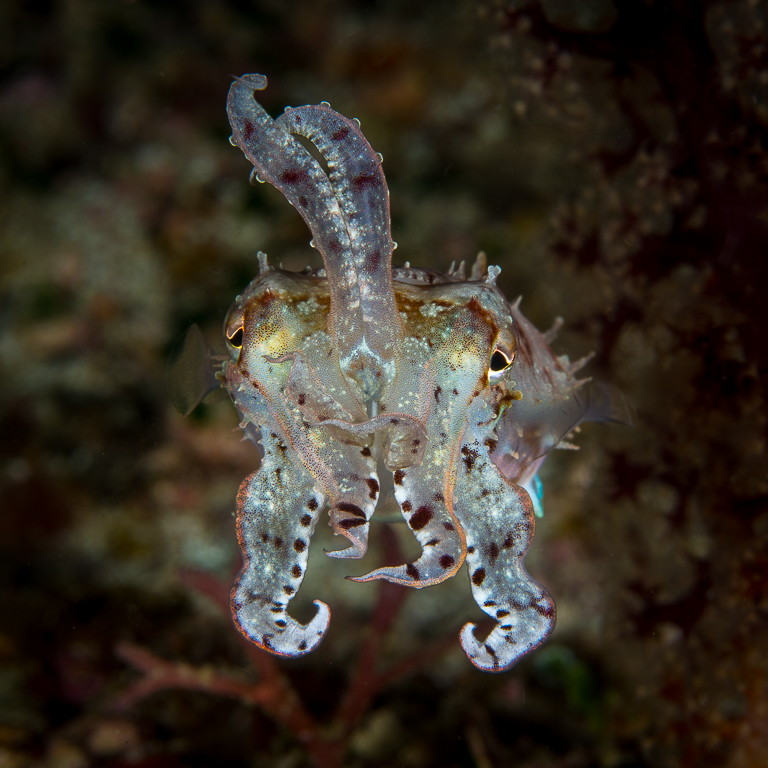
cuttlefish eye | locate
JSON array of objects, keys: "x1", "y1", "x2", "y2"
[
  {"x1": 488, "y1": 345, "x2": 515, "y2": 382},
  {"x1": 227, "y1": 327, "x2": 244, "y2": 349}
]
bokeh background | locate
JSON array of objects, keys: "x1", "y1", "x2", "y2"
[{"x1": 1, "y1": 1, "x2": 767, "y2": 766}]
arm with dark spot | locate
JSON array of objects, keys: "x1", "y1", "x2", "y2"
[
  {"x1": 350, "y1": 461, "x2": 465, "y2": 587},
  {"x1": 231, "y1": 433, "x2": 329, "y2": 657},
  {"x1": 453, "y1": 434, "x2": 555, "y2": 672},
  {"x1": 352, "y1": 314, "x2": 496, "y2": 587}
]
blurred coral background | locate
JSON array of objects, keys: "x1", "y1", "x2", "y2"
[{"x1": 1, "y1": 1, "x2": 767, "y2": 766}]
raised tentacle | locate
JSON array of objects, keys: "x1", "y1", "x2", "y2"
[
  {"x1": 227, "y1": 76, "x2": 342, "y2": 262},
  {"x1": 227, "y1": 75, "x2": 402, "y2": 396},
  {"x1": 277, "y1": 104, "x2": 402, "y2": 393},
  {"x1": 231, "y1": 435, "x2": 329, "y2": 657}
]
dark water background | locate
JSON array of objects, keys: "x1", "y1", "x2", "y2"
[{"x1": 1, "y1": 1, "x2": 767, "y2": 766}]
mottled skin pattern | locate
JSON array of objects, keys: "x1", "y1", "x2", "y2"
[{"x1": 221, "y1": 74, "x2": 631, "y2": 671}]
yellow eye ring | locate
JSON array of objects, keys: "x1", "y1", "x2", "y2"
[
  {"x1": 488, "y1": 347, "x2": 514, "y2": 382},
  {"x1": 227, "y1": 327, "x2": 244, "y2": 348},
  {"x1": 490, "y1": 349, "x2": 512, "y2": 372}
]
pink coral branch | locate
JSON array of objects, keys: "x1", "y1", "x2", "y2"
[
  {"x1": 112, "y1": 642, "x2": 273, "y2": 710},
  {"x1": 335, "y1": 526, "x2": 409, "y2": 730},
  {"x1": 113, "y1": 639, "x2": 341, "y2": 768},
  {"x1": 177, "y1": 568, "x2": 284, "y2": 685},
  {"x1": 114, "y1": 544, "x2": 456, "y2": 768}
]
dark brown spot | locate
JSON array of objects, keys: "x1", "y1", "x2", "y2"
[
  {"x1": 300, "y1": 514, "x2": 312, "y2": 526},
  {"x1": 242, "y1": 120, "x2": 254, "y2": 140},
  {"x1": 366, "y1": 478, "x2": 379, "y2": 499},
  {"x1": 331, "y1": 126, "x2": 350, "y2": 141},
  {"x1": 485, "y1": 438, "x2": 498, "y2": 454},
  {"x1": 409, "y1": 505, "x2": 434, "y2": 531},
  {"x1": 260, "y1": 532, "x2": 270, "y2": 543},
  {"x1": 361, "y1": 446, "x2": 372, "y2": 457},
  {"x1": 390, "y1": 418, "x2": 400, "y2": 425},
  {"x1": 298, "y1": 195, "x2": 308, "y2": 208},
  {"x1": 291, "y1": 564, "x2": 302, "y2": 578},
  {"x1": 365, "y1": 250, "x2": 381, "y2": 272},
  {"x1": 275, "y1": 619, "x2": 287, "y2": 628},
  {"x1": 337, "y1": 502, "x2": 366, "y2": 518},
  {"x1": 308, "y1": 498, "x2": 319, "y2": 511},
  {"x1": 275, "y1": 467, "x2": 282, "y2": 483},
  {"x1": 439, "y1": 554, "x2": 455, "y2": 569},
  {"x1": 496, "y1": 609, "x2": 510, "y2": 618},
  {"x1": 472, "y1": 568, "x2": 486, "y2": 586},
  {"x1": 352, "y1": 172, "x2": 378, "y2": 190},
  {"x1": 483, "y1": 600, "x2": 497, "y2": 607},
  {"x1": 270, "y1": 606, "x2": 282, "y2": 613},
  {"x1": 283, "y1": 585, "x2": 295, "y2": 595},
  {"x1": 434, "y1": 386, "x2": 442, "y2": 403},
  {"x1": 433, "y1": 492, "x2": 444, "y2": 502},
  {"x1": 405, "y1": 563, "x2": 420, "y2": 580},
  {"x1": 453, "y1": 388, "x2": 459, "y2": 396},
  {"x1": 481, "y1": 489, "x2": 490, "y2": 497},
  {"x1": 426, "y1": 538, "x2": 440, "y2": 547},
  {"x1": 484, "y1": 644, "x2": 497, "y2": 657},
  {"x1": 467, "y1": 546, "x2": 475, "y2": 554},
  {"x1": 297, "y1": 393, "x2": 306, "y2": 405},
  {"x1": 294, "y1": 539, "x2": 307, "y2": 552},
  {"x1": 500, "y1": 624, "x2": 513, "y2": 630},
  {"x1": 328, "y1": 238, "x2": 342, "y2": 253},
  {"x1": 298, "y1": 640, "x2": 307, "y2": 651},
  {"x1": 488, "y1": 542, "x2": 500, "y2": 562},
  {"x1": 402, "y1": 500, "x2": 412, "y2": 512},
  {"x1": 274, "y1": 537, "x2": 283, "y2": 549},
  {"x1": 503, "y1": 534, "x2": 514, "y2": 548},
  {"x1": 443, "y1": 522, "x2": 455, "y2": 531},
  {"x1": 394, "y1": 470, "x2": 405, "y2": 485},
  {"x1": 533, "y1": 601, "x2": 555, "y2": 619},
  {"x1": 281, "y1": 168, "x2": 309, "y2": 185},
  {"x1": 339, "y1": 518, "x2": 366, "y2": 529},
  {"x1": 461, "y1": 445, "x2": 479, "y2": 472}
]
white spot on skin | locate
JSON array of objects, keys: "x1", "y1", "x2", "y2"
[
  {"x1": 297, "y1": 296, "x2": 320, "y2": 315},
  {"x1": 419, "y1": 302, "x2": 448, "y2": 318}
]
